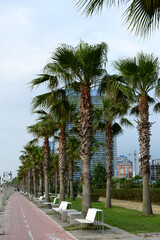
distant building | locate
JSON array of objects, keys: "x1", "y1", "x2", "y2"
[
  {"x1": 1, "y1": 171, "x2": 12, "y2": 184},
  {"x1": 49, "y1": 141, "x2": 54, "y2": 153},
  {"x1": 67, "y1": 90, "x2": 117, "y2": 180},
  {"x1": 150, "y1": 159, "x2": 160, "y2": 180},
  {"x1": 117, "y1": 155, "x2": 133, "y2": 178}
]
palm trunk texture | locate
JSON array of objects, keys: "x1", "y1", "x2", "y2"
[
  {"x1": 105, "y1": 122, "x2": 113, "y2": 208},
  {"x1": 39, "y1": 162, "x2": 43, "y2": 196},
  {"x1": 79, "y1": 86, "x2": 92, "y2": 218},
  {"x1": 138, "y1": 94, "x2": 152, "y2": 215},
  {"x1": 43, "y1": 137, "x2": 50, "y2": 202},
  {"x1": 69, "y1": 161, "x2": 75, "y2": 201},
  {"x1": 55, "y1": 167, "x2": 58, "y2": 194},
  {"x1": 33, "y1": 167, "x2": 37, "y2": 197},
  {"x1": 59, "y1": 126, "x2": 66, "y2": 203},
  {"x1": 28, "y1": 169, "x2": 31, "y2": 194}
]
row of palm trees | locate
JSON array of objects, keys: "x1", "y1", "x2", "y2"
[{"x1": 17, "y1": 41, "x2": 160, "y2": 217}]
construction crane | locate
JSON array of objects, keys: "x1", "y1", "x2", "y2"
[{"x1": 129, "y1": 150, "x2": 137, "y2": 176}]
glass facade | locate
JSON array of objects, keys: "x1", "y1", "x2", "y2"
[{"x1": 67, "y1": 90, "x2": 117, "y2": 180}]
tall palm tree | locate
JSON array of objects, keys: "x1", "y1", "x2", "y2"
[
  {"x1": 28, "y1": 112, "x2": 59, "y2": 202},
  {"x1": 19, "y1": 147, "x2": 33, "y2": 194},
  {"x1": 50, "y1": 153, "x2": 59, "y2": 194},
  {"x1": 114, "y1": 52, "x2": 160, "y2": 215},
  {"x1": 31, "y1": 74, "x2": 76, "y2": 203},
  {"x1": 45, "y1": 41, "x2": 108, "y2": 217},
  {"x1": 66, "y1": 136, "x2": 80, "y2": 201},
  {"x1": 75, "y1": 0, "x2": 160, "y2": 36},
  {"x1": 51, "y1": 98, "x2": 76, "y2": 202},
  {"x1": 94, "y1": 95, "x2": 132, "y2": 208}
]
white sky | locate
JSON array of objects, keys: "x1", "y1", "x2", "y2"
[{"x1": 1, "y1": 0, "x2": 160, "y2": 177}]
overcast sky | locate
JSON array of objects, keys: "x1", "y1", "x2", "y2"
[{"x1": 1, "y1": 0, "x2": 160, "y2": 178}]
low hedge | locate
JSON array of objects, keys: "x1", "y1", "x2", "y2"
[
  {"x1": 91, "y1": 193, "x2": 99, "y2": 202},
  {"x1": 93, "y1": 188, "x2": 160, "y2": 204}
]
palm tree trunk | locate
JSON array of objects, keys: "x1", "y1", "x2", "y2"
[
  {"x1": 55, "y1": 166, "x2": 58, "y2": 194},
  {"x1": 79, "y1": 85, "x2": 92, "y2": 218},
  {"x1": 43, "y1": 137, "x2": 50, "y2": 202},
  {"x1": 138, "y1": 94, "x2": 152, "y2": 215},
  {"x1": 32, "y1": 167, "x2": 37, "y2": 197},
  {"x1": 24, "y1": 174, "x2": 27, "y2": 192},
  {"x1": 69, "y1": 161, "x2": 75, "y2": 201},
  {"x1": 39, "y1": 161, "x2": 43, "y2": 196},
  {"x1": 105, "y1": 122, "x2": 113, "y2": 208},
  {"x1": 28, "y1": 169, "x2": 31, "y2": 194},
  {"x1": 67, "y1": 178, "x2": 70, "y2": 197},
  {"x1": 59, "y1": 126, "x2": 66, "y2": 203}
]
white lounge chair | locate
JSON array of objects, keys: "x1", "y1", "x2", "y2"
[
  {"x1": 43, "y1": 197, "x2": 59, "y2": 206},
  {"x1": 52, "y1": 201, "x2": 72, "y2": 214},
  {"x1": 75, "y1": 208, "x2": 103, "y2": 230}
]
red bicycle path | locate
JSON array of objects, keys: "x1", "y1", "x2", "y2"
[{"x1": 1, "y1": 192, "x2": 76, "y2": 240}]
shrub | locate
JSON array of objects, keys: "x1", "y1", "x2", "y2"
[
  {"x1": 91, "y1": 193, "x2": 99, "y2": 202},
  {"x1": 93, "y1": 188, "x2": 160, "y2": 203}
]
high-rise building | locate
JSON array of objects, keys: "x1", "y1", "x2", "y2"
[
  {"x1": 150, "y1": 159, "x2": 160, "y2": 180},
  {"x1": 49, "y1": 141, "x2": 54, "y2": 154},
  {"x1": 67, "y1": 90, "x2": 117, "y2": 179},
  {"x1": 1, "y1": 171, "x2": 12, "y2": 184}
]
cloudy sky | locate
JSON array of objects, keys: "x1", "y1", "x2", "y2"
[{"x1": 1, "y1": 0, "x2": 160, "y2": 177}]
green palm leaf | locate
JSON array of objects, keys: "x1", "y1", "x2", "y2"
[{"x1": 153, "y1": 102, "x2": 160, "y2": 113}]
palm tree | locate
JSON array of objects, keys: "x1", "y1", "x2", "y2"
[
  {"x1": 50, "y1": 153, "x2": 59, "y2": 194},
  {"x1": 94, "y1": 95, "x2": 132, "y2": 207},
  {"x1": 45, "y1": 41, "x2": 108, "y2": 217},
  {"x1": 66, "y1": 136, "x2": 80, "y2": 201},
  {"x1": 75, "y1": 0, "x2": 160, "y2": 36},
  {"x1": 51, "y1": 97, "x2": 77, "y2": 202},
  {"x1": 31, "y1": 74, "x2": 76, "y2": 203},
  {"x1": 19, "y1": 147, "x2": 33, "y2": 194},
  {"x1": 114, "y1": 52, "x2": 160, "y2": 215},
  {"x1": 28, "y1": 112, "x2": 59, "y2": 202}
]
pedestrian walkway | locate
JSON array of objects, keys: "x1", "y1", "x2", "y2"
[{"x1": 0, "y1": 192, "x2": 76, "y2": 240}]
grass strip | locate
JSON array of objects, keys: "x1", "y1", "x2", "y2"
[
  {"x1": 66, "y1": 197, "x2": 160, "y2": 234},
  {"x1": 64, "y1": 224, "x2": 109, "y2": 231}
]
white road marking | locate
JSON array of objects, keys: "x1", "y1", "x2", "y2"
[
  {"x1": 26, "y1": 225, "x2": 29, "y2": 228},
  {"x1": 28, "y1": 230, "x2": 34, "y2": 240}
]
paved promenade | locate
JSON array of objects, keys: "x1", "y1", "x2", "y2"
[
  {"x1": 1, "y1": 192, "x2": 160, "y2": 240},
  {"x1": 0, "y1": 192, "x2": 75, "y2": 240}
]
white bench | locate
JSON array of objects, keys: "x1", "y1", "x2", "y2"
[
  {"x1": 75, "y1": 208, "x2": 103, "y2": 230},
  {"x1": 43, "y1": 197, "x2": 59, "y2": 207},
  {"x1": 52, "y1": 201, "x2": 72, "y2": 214}
]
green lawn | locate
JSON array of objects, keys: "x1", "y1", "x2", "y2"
[{"x1": 66, "y1": 197, "x2": 160, "y2": 234}]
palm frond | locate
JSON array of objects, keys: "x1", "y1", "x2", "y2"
[
  {"x1": 155, "y1": 78, "x2": 160, "y2": 97},
  {"x1": 153, "y1": 102, "x2": 160, "y2": 113},
  {"x1": 120, "y1": 118, "x2": 133, "y2": 127},
  {"x1": 130, "y1": 105, "x2": 139, "y2": 116},
  {"x1": 75, "y1": 0, "x2": 119, "y2": 16},
  {"x1": 124, "y1": 0, "x2": 160, "y2": 37},
  {"x1": 112, "y1": 122, "x2": 123, "y2": 136},
  {"x1": 30, "y1": 74, "x2": 58, "y2": 90}
]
